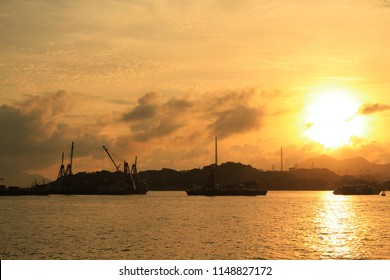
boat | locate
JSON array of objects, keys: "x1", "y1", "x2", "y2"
[
  {"x1": 186, "y1": 137, "x2": 268, "y2": 196},
  {"x1": 381, "y1": 190, "x2": 386, "y2": 196},
  {"x1": 39, "y1": 143, "x2": 148, "y2": 195},
  {"x1": 0, "y1": 184, "x2": 49, "y2": 196},
  {"x1": 186, "y1": 172, "x2": 268, "y2": 196},
  {"x1": 333, "y1": 184, "x2": 381, "y2": 195}
]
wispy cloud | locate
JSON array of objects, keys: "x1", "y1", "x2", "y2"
[
  {"x1": 375, "y1": 0, "x2": 390, "y2": 8},
  {"x1": 358, "y1": 103, "x2": 390, "y2": 115}
]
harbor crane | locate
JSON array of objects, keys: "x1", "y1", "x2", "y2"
[
  {"x1": 56, "y1": 142, "x2": 73, "y2": 179},
  {"x1": 102, "y1": 145, "x2": 137, "y2": 190},
  {"x1": 65, "y1": 142, "x2": 74, "y2": 176},
  {"x1": 102, "y1": 145, "x2": 121, "y2": 172},
  {"x1": 57, "y1": 152, "x2": 65, "y2": 179}
]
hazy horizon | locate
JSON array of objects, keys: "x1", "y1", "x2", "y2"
[
  {"x1": 2, "y1": 153, "x2": 390, "y2": 187},
  {"x1": 2, "y1": 0, "x2": 390, "y2": 183}
]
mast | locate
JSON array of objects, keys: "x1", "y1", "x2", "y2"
[
  {"x1": 70, "y1": 142, "x2": 74, "y2": 171},
  {"x1": 215, "y1": 136, "x2": 218, "y2": 166},
  {"x1": 281, "y1": 146, "x2": 283, "y2": 172},
  {"x1": 208, "y1": 137, "x2": 217, "y2": 189}
]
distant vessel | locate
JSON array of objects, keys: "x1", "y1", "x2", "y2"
[
  {"x1": 0, "y1": 184, "x2": 49, "y2": 196},
  {"x1": 186, "y1": 137, "x2": 268, "y2": 196},
  {"x1": 333, "y1": 184, "x2": 381, "y2": 195},
  {"x1": 42, "y1": 143, "x2": 148, "y2": 195},
  {"x1": 186, "y1": 172, "x2": 268, "y2": 196},
  {"x1": 0, "y1": 176, "x2": 49, "y2": 196}
]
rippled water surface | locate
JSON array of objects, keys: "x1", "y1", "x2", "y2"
[{"x1": 1, "y1": 191, "x2": 389, "y2": 259}]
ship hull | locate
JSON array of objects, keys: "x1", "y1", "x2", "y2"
[
  {"x1": 333, "y1": 185, "x2": 381, "y2": 195},
  {"x1": 0, "y1": 190, "x2": 50, "y2": 196},
  {"x1": 49, "y1": 189, "x2": 148, "y2": 195},
  {"x1": 186, "y1": 189, "x2": 267, "y2": 196},
  {"x1": 0, "y1": 185, "x2": 49, "y2": 196},
  {"x1": 186, "y1": 184, "x2": 268, "y2": 196}
]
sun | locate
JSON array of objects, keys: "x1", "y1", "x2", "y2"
[{"x1": 304, "y1": 89, "x2": 366, "y2": 148}]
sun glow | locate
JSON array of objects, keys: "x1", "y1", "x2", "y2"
[{"x1": 304, "y1": 90, "x2": 366, "y2": 148}]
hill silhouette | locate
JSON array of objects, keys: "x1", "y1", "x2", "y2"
[
  {"x1": 0, "y1": 171, "x2": 50, "y2": 187},
  {"x1": 299, "y1": 154, "x2": 390, "y2": 177},
  {"x1": 139, "y1": 162, "x2": 342, "y2": 191},
  {"x1": 4, "y1": 156, "x2": 390, "y2": 191},
  {"x1": 140, "y1": 162, "x2": 261, "y2": 190}
]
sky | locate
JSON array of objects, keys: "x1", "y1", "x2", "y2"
[{"x1": 1, "y1": 0, "x2": 390, "y2": 184}]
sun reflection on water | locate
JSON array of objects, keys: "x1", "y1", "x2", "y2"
[{"x1": 308, "y1": 192, "x2": 368, "y2": 259}]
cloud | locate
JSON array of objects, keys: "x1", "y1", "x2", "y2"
[
  {"x1": 0, "y1": 87, "x2": 266, "y2": 180},
  {"x1": 17, "y1": 90, "x2": 74, "y2": 139},
  {"x1": 0, "y1": 90, "x2": 73, "y2": 154},
  {"x1": 122, "y1": 92, "x2": 158, "y2": 121},
  {"x1": 121, "y1": 88, "x2": 264, "y2": 141},
  {"x1": 0, "y1": 91, "x2": 108, "y2": 174},
  {"x1": 181, "y1": 147, "x2": 209, "y2": 161},
  {"x1": 376, "y1": 0, "x2": 390, "y2": 8},
  {"x1": 211, "y1": 105, "x2": 262, "y2": 138},
  {"x1": 358, "y1": 103, "x2": 390, "y2": 115},
  {"x1": 121, "y1": 92, "x2": 194, "y2": 141},
  {"x1": 203, "y1": 88, "x2": 264, "y2": 138}
]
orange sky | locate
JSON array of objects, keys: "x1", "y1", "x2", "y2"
[{"x1": 1, "y1": 0, "x2": 390, "y2": 182}]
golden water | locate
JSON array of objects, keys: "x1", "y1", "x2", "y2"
[{"x1": 1, "y1": 191, "x2": 389, "y2": 259}]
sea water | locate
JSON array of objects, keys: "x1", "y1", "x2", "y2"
[{"x1": 1, "y1": 191, "x2": 389, "y2": 259}]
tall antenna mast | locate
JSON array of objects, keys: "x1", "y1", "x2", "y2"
[
  {"x1": 281, "y1": 146, "x2": 283, "y2": 172},
  {"x1": 70, "y1": 142, "x2": 74, "y2": 171},
  {"x1": 215, "y1": 136, "x2": 218, "y2": 166}
]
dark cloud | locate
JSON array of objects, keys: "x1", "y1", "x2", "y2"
[
  {"x1": 121, "y1": 92, "x2": 194, "y2": 141},
  {"x1": 203, "y1": 88, "x2": 264, "y2": 138},
  {"x1": 165, "y1": 98, "x2": 193, "y2": 110},
  {"x1": 121, "y1": 88, "x2": 264, "y2": 141},
  {"x1": 0, "y1": 105, "x2": 34, "y2": 154},
  {"x1": 0, "y1": 91, "x2": 108, "y2": 174},
  {"x1": 121, "y1": 89, "x2": 264, "y2": 141},
  {"x1": 203, "y1": 88, "x2": 255, "y2": 112},
  {"x1": 359, "y1": 103, "x2": 390, "y2": 115},
  {"x1": 122, "y1": 92, "x2": 158, "y2": 121},
  {"x1": 211, "y1": 105, "x2": 263, "y2": 138}
]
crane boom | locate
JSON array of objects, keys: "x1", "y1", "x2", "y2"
[{"x1": 102, "y1": 145, "x2": 120, "y2": 172}]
